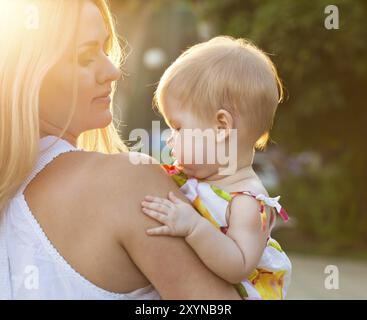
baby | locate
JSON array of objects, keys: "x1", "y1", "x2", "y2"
[{"x1": 141, "y1": 36, "x2": 292, "y2": 299}]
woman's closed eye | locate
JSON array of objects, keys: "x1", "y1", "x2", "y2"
[
  {"x1": 78, "y1": 51, "x2": 95, "y2": 66},
  {"x1": 78, "y1": 48, "x2": 110, "y2": 67}
]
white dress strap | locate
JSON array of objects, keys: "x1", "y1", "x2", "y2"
[
  {"x1": 0, "y1": 135, "x2": 79, "y2": 299},
  {"x1": 17, "y1": 136, "x2": 82, "y2": 196}
]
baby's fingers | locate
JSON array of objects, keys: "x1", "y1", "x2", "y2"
[
  {"x1": 141, "y1": 201, "x2": 171, "y2": 214},
  {"x1": 144, "y1": 195, "x2": 159, "y2": 201},
  {"x1": 146, "y1": 226, "x2": 171, "y2": 236},
  {"x1": 143, "y1": 196, "x2": 174, "y2": 209},
  {"x1": 142, "y1": 208, "x2": 168, "y2": 224}
]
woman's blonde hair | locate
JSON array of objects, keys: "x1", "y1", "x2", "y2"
[
  {"x1": 0, "y1": 0, "x2": 129, "y2": 216},
  {"x1": 154, "y1": 36, "x2": 284, "y2": 150}
]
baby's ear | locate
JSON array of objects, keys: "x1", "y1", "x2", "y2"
[{"x1": 215, "y1": 109, "x2": 234, "y2": 142}]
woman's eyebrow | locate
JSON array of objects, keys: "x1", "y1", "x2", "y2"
[{"x1": 78, "y1": 34, "x2": 110, "y2": 49}]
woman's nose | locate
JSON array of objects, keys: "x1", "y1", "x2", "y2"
[
  {"x1": 113, "y1": 67, "x2": 123, "y2": 81},
  {"x1": 97, "y1": 60, "x2": 123, "y2": 84},
  {"x1": 108, "y1": 65, "x2": 122, "y2": 82}
]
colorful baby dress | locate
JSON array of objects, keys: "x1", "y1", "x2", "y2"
[{"x1": 162, "y1": 164, "x2": 292, "y2": 300}]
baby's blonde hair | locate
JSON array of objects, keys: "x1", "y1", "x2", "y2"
[
  {"x1": 154, "y1": 36, "x2": 283, "y2": 149},
  {"x1": 0, "y1": 0, "x2": 128, "y2": 217}
]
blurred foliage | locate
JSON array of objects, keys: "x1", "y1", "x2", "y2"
[{"x1": 185, "y1": 0, "x2": 367, "y2": 255}]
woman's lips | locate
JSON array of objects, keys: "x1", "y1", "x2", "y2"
[{"x1": 93, "y1": 95, "x2": 111, "y2": 105}]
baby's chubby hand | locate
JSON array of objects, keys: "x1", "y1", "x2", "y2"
[{"x1": 141, "y1": 191, "x2": 201, "y2": 237}]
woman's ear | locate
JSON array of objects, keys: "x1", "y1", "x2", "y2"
[{"x1": 215, "y1": 108, "x2": 234, "y2": 142}]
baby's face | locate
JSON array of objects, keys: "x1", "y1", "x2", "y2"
[{"x1": 163, "y1": 95, "x2": 222, "y2": 179}]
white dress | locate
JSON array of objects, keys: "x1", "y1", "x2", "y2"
[{"x1": 0, "y1": 135, "x2": 160, "y2": 300}]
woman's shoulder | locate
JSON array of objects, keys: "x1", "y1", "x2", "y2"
[
  {"x1": 79, "y1": 150, "x2": 159, "y2": 176},
  {"x1": 82, "y1": 151, "x2": 190, "y2": 239},
  {"x1": 92, "y1": 151, "x2": 162, "y2": 183},
  {"x1": 83, "y1": 151, "x2": 172, "y2": 206}
]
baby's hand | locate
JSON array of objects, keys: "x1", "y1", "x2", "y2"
[{"x1": 141, "y1": 191, "x2": 201, "y2": 237}]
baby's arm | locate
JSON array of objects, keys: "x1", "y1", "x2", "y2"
[
  {"x1": 185, "y1": 194, "x2": 268, "y2": 283},
  {"x1": 141, "y1": 192, "x2": 268, "y2": 284}
]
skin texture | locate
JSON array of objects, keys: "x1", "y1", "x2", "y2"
[{"x1": 29, "y1": 1, "x2": 240, "y2": 299}]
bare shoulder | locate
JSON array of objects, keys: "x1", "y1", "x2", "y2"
[
  {"x1": 61, "y1": 148, "x2": 168, "y2": 192},
  {"x1": 225, "y1": 175, "x2": 269, "y2": 199},
  {"x1": 91, "y1": 151, "x2": 179, "y2": 197},
  {"x1": 243, "y1": 176, "x2": 269, "y2": 197},
  {"x1": 228, "y1": 176, "x2": 274, "y2": 232},
  {"x1": 85, "y1": 151, "x2": 189, "y2": 231},
  {"x1": 228, "y1": 193, "x2": 264, "y2": 231}
]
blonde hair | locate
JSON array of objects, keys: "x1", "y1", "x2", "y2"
[
  {"x1": 154, "y1": 36, "x2": 283, "y2": 149},
  {"x1": 0, "y1": 0, "x2": 129, "y2": 216}
]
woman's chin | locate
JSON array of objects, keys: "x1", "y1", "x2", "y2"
[{"x1": 90, "y1": 109, "x2": 113, "y2": 129}]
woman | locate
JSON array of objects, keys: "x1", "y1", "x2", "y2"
[{"x1": 0, "y1": 0, "x2": 240, "y2": 299}]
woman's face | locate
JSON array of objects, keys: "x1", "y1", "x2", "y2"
[{"x1": 39, "y1": 1, "x2": 122, "y2": 141}]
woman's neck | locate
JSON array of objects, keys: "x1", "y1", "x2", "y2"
[{"x1": 39, "y1": 129, "x2": 78, "y2": 148}]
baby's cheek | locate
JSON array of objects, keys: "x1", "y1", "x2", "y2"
[
  {"x1": 179, "y1": 136, "x2": 213, "y2": 165},
  {"x1": 192, "y1": 137, "x2": 215, "y2": 165},
  {"x1": 172, "y1": 134, "x2": 186, "y2": 163}
]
